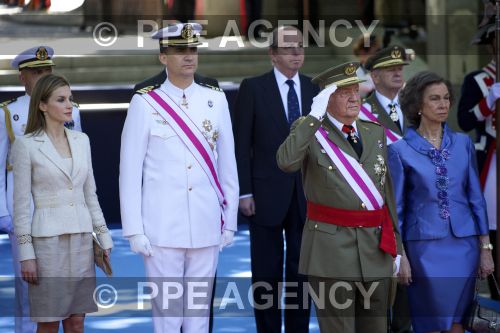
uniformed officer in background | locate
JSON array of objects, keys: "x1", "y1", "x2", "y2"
[
  {"x1": 277, "y1": 62, "x2": 402, "y2": 333},
  {"x1": 119, "y1": 23, "x2": 239, "y2": 333},
  {"x1": 0, "y1": 45, "x2": 81, "y2": 333}
]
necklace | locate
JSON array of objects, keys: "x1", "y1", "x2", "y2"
[{"x1": 417, "y1": 128, "x2": 443, "y2": 144}]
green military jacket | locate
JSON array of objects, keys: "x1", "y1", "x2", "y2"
[
  {"x1": 362, "y1": 93, "x2": 407, "y2": 137},
  {"x1": 276, "y1": 114, "x2": 402, "y2": 281}
]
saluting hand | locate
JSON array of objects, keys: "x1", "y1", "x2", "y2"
[
  {"x1": 309, "y1": 84, "x2": 337, "y2": 119},
  {"x1": 21, "y1": 259, "x2": 38, "y2": 285}
]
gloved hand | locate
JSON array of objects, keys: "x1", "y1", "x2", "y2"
[
  {"x1": 393, "y1": 254, "x2": 401, "y2": 277},
  {"x1": 128, "y1": 234, "x2": 154, "y2": 257},
  {"x1": 309, "y1": 84, "x2": 338, "y2": 119},
  {"x1": 0, "y1": 215, "x2": 13, "y2": 234},
  {"x1": 219, "y1": 230, "x2": 235, "y2": 251},
  {"x1": 486, "y1": 83, "x2": 500, "y2": 111}
]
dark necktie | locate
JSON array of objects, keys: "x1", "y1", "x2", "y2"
[
  {"x1": 286, "y1": 80, "x2": 300, "y2": 126},
  {"x1": 388, "y1": 103, "x2": 402, "y2": 131},
  {"x1": 342, "y1": 124, "x2": 363, "y2": 158}
]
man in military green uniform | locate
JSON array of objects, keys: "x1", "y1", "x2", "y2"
[
  {"x1": 361, "y1": 45, "x2": 409, "y2": 145},
  {"x1": 277, "y1": 62, "x2": 402, "y2": 333}
]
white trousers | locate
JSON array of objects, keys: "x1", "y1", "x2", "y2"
[
  {"x1": 9, "y1": 232, "x2": 36, "y2": 333},
  {"x1": 143, "y1": 245, "x2": 219, "y2": 333}
]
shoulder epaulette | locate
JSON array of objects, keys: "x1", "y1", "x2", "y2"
[
  {"x1": 0, "y1": 98, "x2": 17, "y2": 108},
  {"x1": 135, "y1": 84, "x2": 160, "y2": 95},
  {"x1": 358, "y1": 118, "x2": 381, "y2": 126},
  {"x1": 198, "y1": 82, "x2": 223, "y2": 92}
]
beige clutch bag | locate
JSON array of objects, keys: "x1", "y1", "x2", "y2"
[{"x1": 93, "y1": 233, "x2": 112, "y2": 277}]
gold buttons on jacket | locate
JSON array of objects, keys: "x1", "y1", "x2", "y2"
[
  {"x1": 314, "y1": 224, "x2": 318, "y2": 229},
  {"x1": 328, "y1": 166, "x2": 333, "y2": 170},
  {"x1": 309, "y1": 122, "x2": 314, "y2": 127},
  {"x1": 361, "y1": 203, "x2": 366, "y2": 209}
]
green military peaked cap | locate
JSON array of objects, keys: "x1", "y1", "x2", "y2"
[
  {"x1": 365, "y1": 45, "x2": 409, "y2": 71},
  {"x1": 312, "y1": 62, "x2": 366, "y2": 89}
]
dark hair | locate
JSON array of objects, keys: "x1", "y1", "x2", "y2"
[
  {"x1": 399, "y1": 71, "x2": 454, "y2": 127},
  {"x1": 25, "y1": 74, "x2": 70, "y2": 135}
]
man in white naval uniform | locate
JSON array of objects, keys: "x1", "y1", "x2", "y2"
[
  {"x1": 0, "y1": 46, "x2": 81, "y2": 333},
  {"x1": 119, "y1": 23, "x2": 239, "y2": 333}
]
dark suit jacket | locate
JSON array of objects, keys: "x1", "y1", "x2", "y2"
[
  {"x1": 234, "y1": 70, "x2": 319, "y2": 226},
  {"x1": 133, "y1": 70, "x2": 219, "y2": 93}
]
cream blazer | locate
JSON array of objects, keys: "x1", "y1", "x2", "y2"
[{"x1": 12, "y1": 129, "x2": 113, "y2": 261}]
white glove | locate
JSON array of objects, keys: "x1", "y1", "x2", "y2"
[
  {"x1": 486, "y1": 83, "x2": 500, "y2": 111},
  {"x1": 0, "y1": 215, "x2": 13, "y2": 234},
  {"x1": 309, "y1": 84, "x2": 338, "y2": 119},
  {"x1": 393, "y1": 254, "x2": 401, "y2": 277},
  {"x1": 219, "y1": 230, "x2": 234, "y2": 251},
  {"x1": 128, "y1": 234, "x2": 154, "y2": 257}
]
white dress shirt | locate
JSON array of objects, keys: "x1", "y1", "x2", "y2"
[
  {"x1": 327, "y1": 113, "x2": 359, "y2": 139},
  {"x1": 375, "y1": 91, "x2": 404, "y2": 129},
  {"x1": 274, "y1": 67, "x2": 302, "y2": 120}
]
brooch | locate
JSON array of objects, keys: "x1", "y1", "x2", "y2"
[{"x1": 373, "y1": 154, "x2": 386, "y2": 188}]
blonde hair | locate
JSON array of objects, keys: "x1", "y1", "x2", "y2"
[{"x1": 25, "y1": 74, "x2": 70, "y2": 136}]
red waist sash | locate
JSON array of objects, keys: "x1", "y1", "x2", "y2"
[{"x1": 307, "y1": 201, "x2": 397, "y2": 257}]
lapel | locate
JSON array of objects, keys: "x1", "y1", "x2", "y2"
[
  {"x1": 264, "y1": 70, "x2": 291, "y2": 136},
  {"x1": 66, "y1": 128, "x2": 82, "y2": 179},
  {"x1": 368, "y1": 94, "x2": 403, "y2": 135},
  {"x1": 321, "y1": 116, "x2": 359, "y2": 160},
  {"x1": 356, "y1": 120, "x2": 374, "y2": 163},
  {"x1": 36, "y1": 129, "x2": 79, "y2": 181},
  {"x1": 299, "y1": 74, "x2": 313, "y2": 116}
]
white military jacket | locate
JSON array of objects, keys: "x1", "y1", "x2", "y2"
[
  {"x1": 0, "y1": 94, "x2": 82, "y2": 218},
  {"x1": 119, "y1": 79, "x2": 239, "y2": 248}
]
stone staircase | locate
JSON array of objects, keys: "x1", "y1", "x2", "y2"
[{"x1": 0, "y1": 42, "x2": 349, "y2": 86}]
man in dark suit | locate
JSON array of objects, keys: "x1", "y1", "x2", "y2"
[{"x1": 234, "y1": 25, "x2": 319, "y2": 333}]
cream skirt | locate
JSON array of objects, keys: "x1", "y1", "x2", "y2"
[{"x1": 29, "y1": 233, "x2": 97, "y2": 322}]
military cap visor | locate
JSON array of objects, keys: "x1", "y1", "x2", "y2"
[
  {"x1": 12, "y1": 46, "x2": 55, "y2": 70},
  {"x1": 153, "y1": 23, "x2": 202, "y2": 47},
  {"x1": 312, "y1": 62, "x2": 366, "y2": 89},
  {"x1": 365, "y1": 45, "x2": 409, "y2": 71}
]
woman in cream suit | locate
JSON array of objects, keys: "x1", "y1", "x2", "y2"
[{"x1": 11, "y1": 74, "x2": 113, "y2": 333}]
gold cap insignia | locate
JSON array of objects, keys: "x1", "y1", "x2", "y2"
[
  {"x1": 344, "y1": 63, "x2": 356, "y2": 76},
  {"x1": 36, "y1": 47, "x2": 48, "y2": 61},
  {"x1": 391, "y1": 48, "x2": 401, "y2": 59},
  {"x1": 181, "y1": 24, "x2": 194, "y2": 40}
]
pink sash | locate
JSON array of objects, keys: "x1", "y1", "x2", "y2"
[
  {"x1": 315, "y1": 127, "x2": 384, "y2": 210},
  {"x1": 141, "y1": 89, "x2": 226, "y2": 230},
  {"x1": 359, "y1": 104, "x2": 401, "y2": 144}
]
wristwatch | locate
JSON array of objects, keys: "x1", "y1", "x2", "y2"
[{"x1": 480, "y1": 243, "x2": 494, "y2": 250}]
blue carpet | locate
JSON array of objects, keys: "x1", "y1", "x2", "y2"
[{"x1": 0, "y1": 224, "x2": 320, "y2": 332}]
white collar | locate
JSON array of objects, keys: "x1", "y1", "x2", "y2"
[
  {"x1": 327, "y1": 113, "x2": 359, "y2": 134},
  {"x1": 273, "y1": 67, "x2": 300, "y2": 87},
  {"x1": 375, "y1": 90, "x2": 399, "y2": 109},
  {"x1": 161, "y1": 78, "x2": 196, "y2": 98}
]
